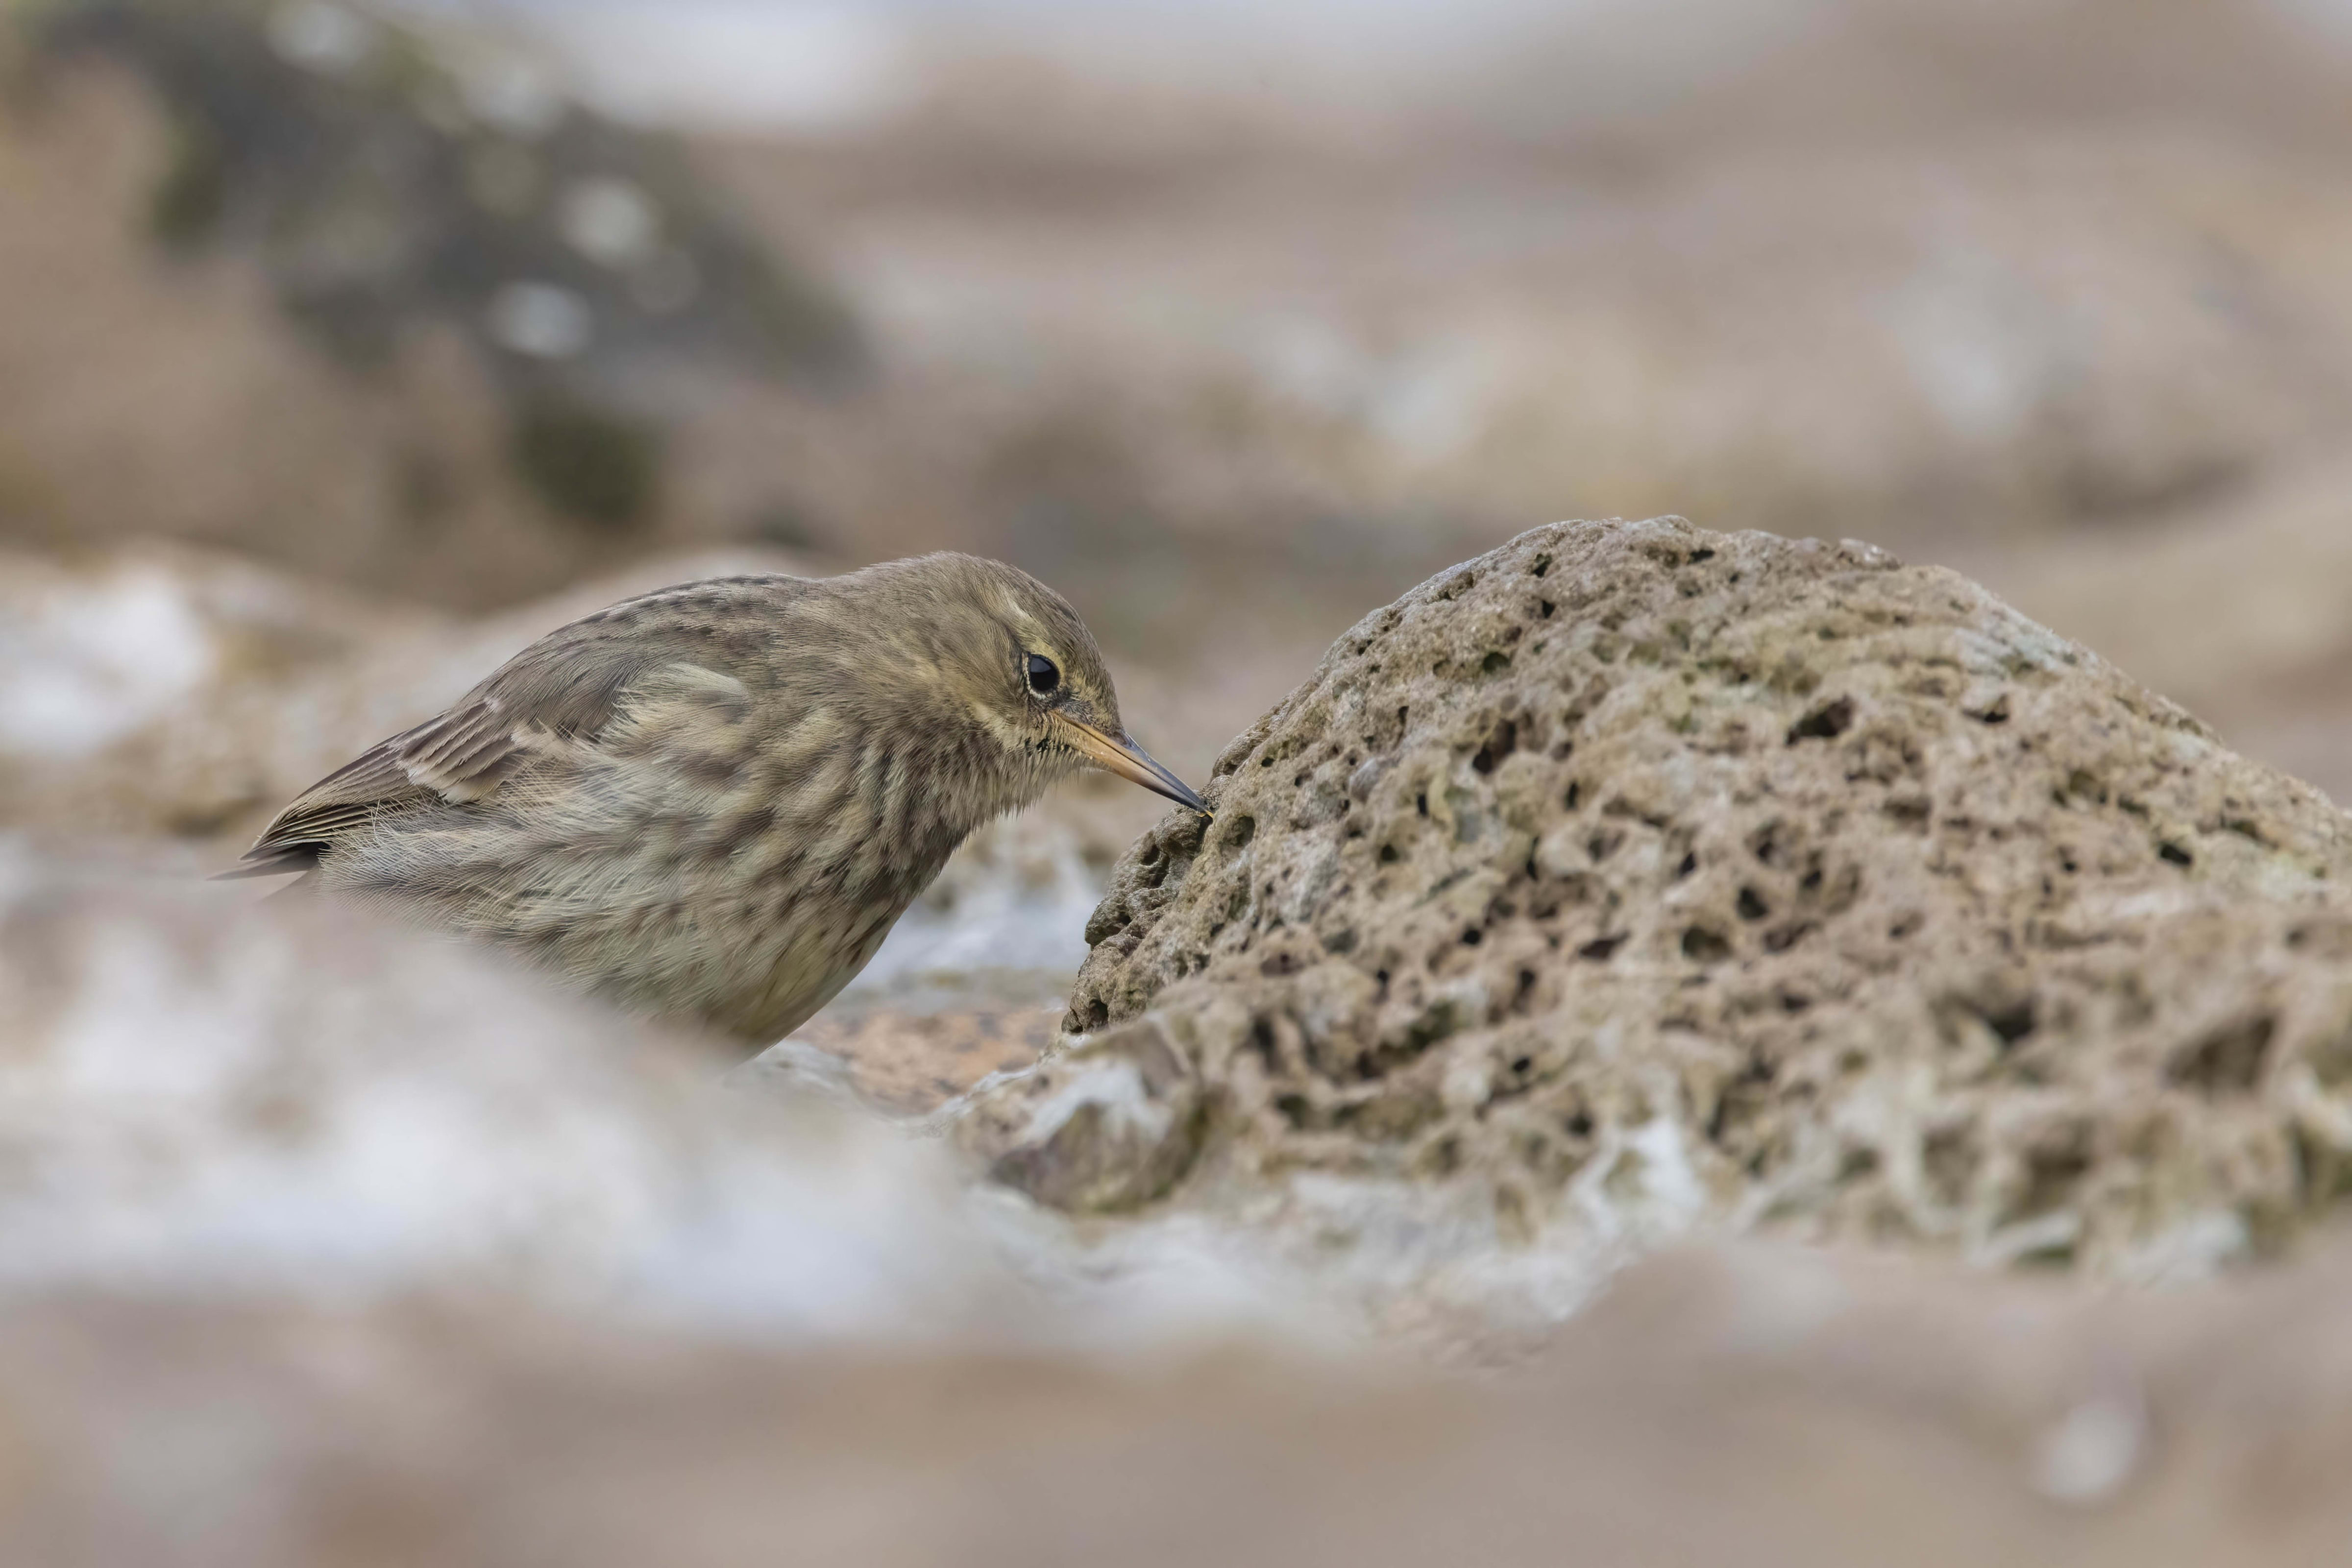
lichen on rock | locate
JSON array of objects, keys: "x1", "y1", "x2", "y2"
[{"x1": 967, "y1": 517, "x2": 2352, "y2": 1279}]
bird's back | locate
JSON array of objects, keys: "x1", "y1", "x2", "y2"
[{"x1": 237, "y1": 571, "x2": 974, "y2": 1042}]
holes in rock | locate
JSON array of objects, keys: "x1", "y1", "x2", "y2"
[
  {"x1": 1705, "y1": 1052, "x2": 1776, "y2": 1146},
  {"x1": 1587, "y1": 829, "x2": 1623, "y2": 862},
  {"x1": 1967, "y1": 694, "x2": 2011, "y2": 725},
  {"x1": 1417, "y1": 792, "x2": 1430, "y2": 818},
  {"x1": 2287, "y1": 919, "x2": 2352, "y2": 962},
  {"x1": 1084, "y1": 998, "x2": 1109, "y2": 1030},
  {"x1": 1763, "y1": 922, "x2": 1816, "y2": 954},
  {"x1": 1737, "y1": 886, "x2": 1770, "y2": 921},
  {"x1": 2159, "y1": 841, "x2": 2195, "y2": 868},
  {"x1": 1688, "y1": 548, "x2": 1716, "y2": 563},
  {"x1": 1378, "y1": 1000, "x2": 1461, "y2": 1070},
  {"x1": 1460, "y1": 927, "x2": 1483, "y2": 947},
  {"x1": 2061, "y1": 769, "x2": 2107, "y2": 806},
  {"x1": 2294, "y1": 1125, "x2": 2352, "y2": 1206},
  {"x1": 1224, "y1": 815, "x2": 1257, "y2": 852},
  {"x1": 1673, "y1": 852, "x2": 1697, "y2": 881},
  {"x1": 1247, "y1": 1015, "x2": 1281, "y2": 1070},
  {"x1": 1578, "y1": 934, "x2": 1627, "y2": 961},
  {"x1": 1511, "y1": 970, "x2": 1538, "y2": 1015},
  {"x1": 1923, "y1": 1123, "x2": 1979, "y2": 1207},
  {"x1": 2016, "y1": 1124, "x2": 2094, "y2": 1221},
  {"x1": 1530, "y1": 553, "x2": 1552, "y2": 579},
  {"x1": 1787, "y1": 697, "x2": 1856, "y2": 743},
  {"x1": 2167, "y1": 1013, "x2": 2276, "y2": 1096},
  {"x1": 1841, "y1": 855, "x2": 1910, "y2": 917},
  {"x1": 1539, "y1": 600, "x2": 1556, "y2": 619},
  {"x1": 1471, "y1": 719, "x2": 1518, "y2": 774},
  {"x1": 1323, "y1": 927, "x2": 1357, "y2": 955},
  {"x1": 1980, "y1": 998, "x2": 2038, "y2": 1048},
  {"x1": 1377, "y1": 843, "x2": 1400, "y2": 865},
  {"x1": 1748, "y1": 822, "x2": 1782, "y2": 866},
  {"x1": 1681, "y1": 926, "x2": 1732, "y2": 963},
  {"x1": 1565, "y1": 781, "x2": 1583, "y2": 810},
  {"x1": 1884, "y1": 796, "x2": 1931, "y2": 829},
  {"x1": 1481, "y1": 651, "x2": 1512, "y2": 676}
]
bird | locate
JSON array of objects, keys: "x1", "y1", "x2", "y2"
[{"x1": 225, "y1": 553, "x2": 1207, "y2": 1045}]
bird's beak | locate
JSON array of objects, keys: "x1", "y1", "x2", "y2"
[{"x1": 1054, "y1": 715, "x2": 1210, "y2": 814}]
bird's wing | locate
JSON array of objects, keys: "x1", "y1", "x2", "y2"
[{"x1": 231, "y1": 609, "x2": 743, "y2": 878}]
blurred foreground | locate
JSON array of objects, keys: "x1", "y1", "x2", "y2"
[{"x1": 7, "y1": 854, "x2": 2352, "y2": 1565}]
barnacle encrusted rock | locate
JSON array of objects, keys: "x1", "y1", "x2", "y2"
[{"x1": 972, "y1": 517, "x2": 2352, "y2": 1276}]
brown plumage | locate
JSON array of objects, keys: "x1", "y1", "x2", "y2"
[{"x1": 229, "y1": 554, "x2": 1205, "y2": 1044}]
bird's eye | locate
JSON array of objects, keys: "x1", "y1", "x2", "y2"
[{"x1": 1025, "y1": 653, "x2": 1061, "y2": 697}]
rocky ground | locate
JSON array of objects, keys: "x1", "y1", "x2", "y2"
[{"x1": 16, "y1": 531, "x2": 2352, "y2": 1560}]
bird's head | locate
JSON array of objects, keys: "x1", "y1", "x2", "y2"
[{"x1": 842, "y1": 554, "x2": 1208, "y2": 820}]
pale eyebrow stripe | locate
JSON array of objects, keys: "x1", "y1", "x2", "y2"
[{"x1": 998, "y1": 590, "x2": 1041, "y2": 630}]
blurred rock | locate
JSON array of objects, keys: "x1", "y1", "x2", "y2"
[
  {"x1": 0, "y1": 1, "x2": 858, "y2": 607},
  {"x1": 38, "y1": 0, "x2": 856, "y2": 384},
  {"x1": 706, "y1": 0, "x2": 2352, "y2": 581},
  {"x1": 971, "y1": 518, "x2": 2352, "y2": 1295},
  {"x1": 0, "y1": 844, "x2": 1067, "y2": 1335},
  {"x1": 0, "y1": 539, "x2": 417, "y2": 767},
  {"x1": 8, "y1": 1239, "x2": 2352, "y2": 1565}
]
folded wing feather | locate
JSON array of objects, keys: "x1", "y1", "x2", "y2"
[{"x1": 231, "y1": 616, "x2": 712, "y2": 878}]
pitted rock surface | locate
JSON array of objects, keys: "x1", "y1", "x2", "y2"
[{"x1": 975, "y1": 517, "x2": 2352, "y2": 1275}]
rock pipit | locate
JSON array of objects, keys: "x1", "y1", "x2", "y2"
[{"x1": 228, "y1": 554, "x2": 1205, "y2": 1044}]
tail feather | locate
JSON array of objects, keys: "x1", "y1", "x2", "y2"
[{"x1": 211, "y1": 846, "x2": 322, "y2": 882}]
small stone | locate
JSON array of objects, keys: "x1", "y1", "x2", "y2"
[
  {"x1": 561, "y1": 178, "x2": 661, "y2": 269},
  {"x1": 2032, "y1": 1387, "x2": 2149, "y2": 1505},
  {"x1": 486, "y1": 282, "x2": 593, "y2": 360},
  {"x1": 962, "y1": 1017, "x2": 1202, "y2": 1214},
  {"x1": 266, "y1": 2, "x2": 373, "y2": 75}
]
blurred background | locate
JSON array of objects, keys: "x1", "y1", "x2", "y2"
[
  {"x1": 14, "y1": 1, "x2": 2352, "y2": 1558},
  {"x1": 14, "y1": 0, "x2": 2352, "y2": 815}
]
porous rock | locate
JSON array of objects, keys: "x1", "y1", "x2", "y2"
[{"x1": 970, "y1": 517, "x2": 2352, "y2": 1275}]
